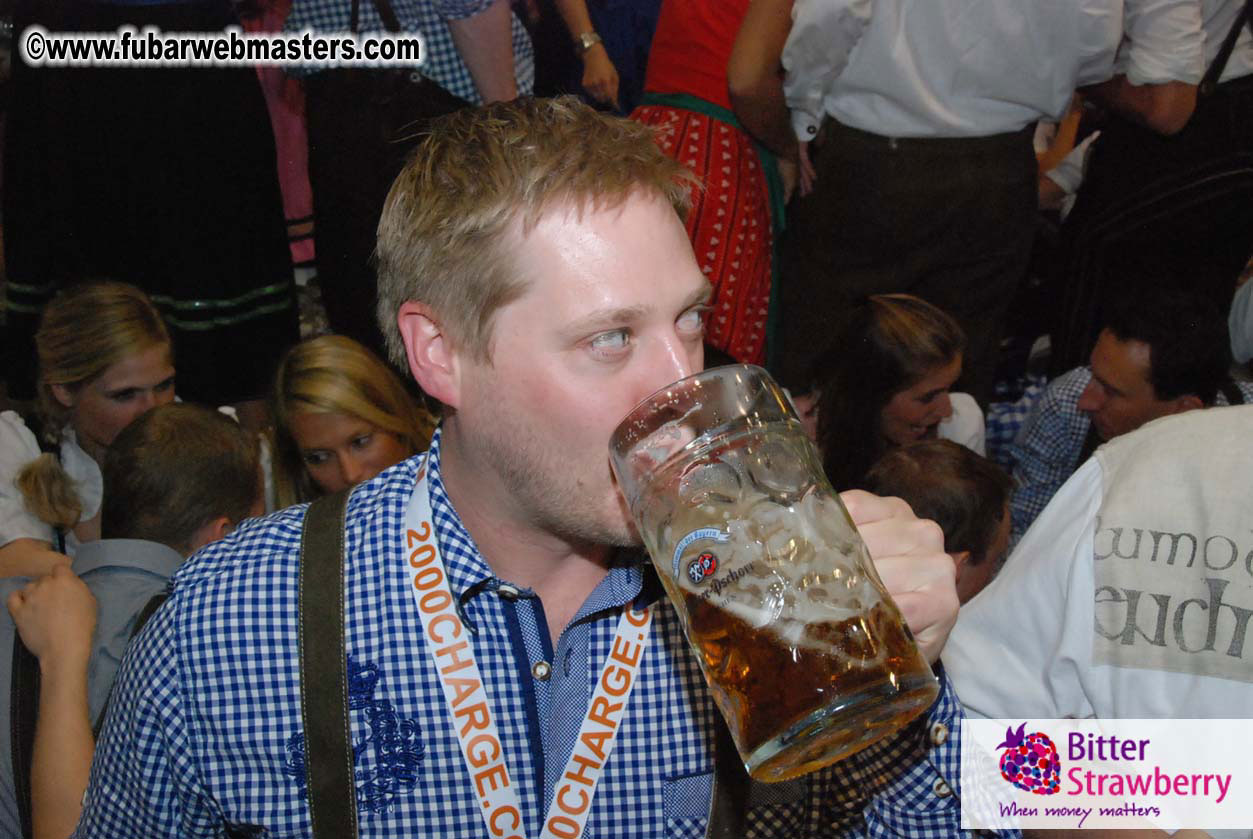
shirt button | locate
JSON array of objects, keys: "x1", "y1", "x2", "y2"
[
  {"x1": 532, "y1": 661, "x2": 552, "y2": 681},
  {"x1": 498, "y1": 584, "x2": 520, "y2": 601},
  {"x1": 806, "y1": 125, "x2": 817, "y2": 136},
  {"x1": 930, "y1": 722, "x2": 949, "y2": 747},
  {"x1": 933, "y1": 779, "x2": 952, "y2": 798}
]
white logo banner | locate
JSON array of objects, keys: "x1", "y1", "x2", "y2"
[{"x1": 961, "y1": 719, "x2": 1253, "y2": 831}]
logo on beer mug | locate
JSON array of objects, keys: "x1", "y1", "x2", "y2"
[
  {"x1": 686, "y1": 552, "x2": 719, "y2": 585},
  {"x1": 671, "y1": 527, "x2": 731, "y2": 579}
]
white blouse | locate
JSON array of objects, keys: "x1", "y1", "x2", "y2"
[{"x1": 0, "y1": 410, "x2": 102, "y2": 555}]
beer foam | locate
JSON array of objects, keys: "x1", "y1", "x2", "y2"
[{"x1": 681, "y1": 489, "x2": 887, "y2": 664}]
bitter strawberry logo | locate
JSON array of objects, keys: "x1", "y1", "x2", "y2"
[
  {"x1": 686, "y1": 551, "x2": 718, "y2": 585},
  {"x1": 997, "y1": 722, "x2": 1061, "y2": 795}
]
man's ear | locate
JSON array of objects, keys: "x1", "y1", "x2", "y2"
[
  {"x1": 396, "y1": 302, "x2": 462, "y2": 409},
  {"x1": 1169, "y1": 393, "x2": 1204, "y2": 415},
  {"x1": 50, "y1": 383, "x2": 75, "y2": 409},
  {"x1": 950, "y1": 550, "x2": 971, "y2": 582},
  {"x1": 184, "y1": 516, "x2": 233, "y2": 556}
]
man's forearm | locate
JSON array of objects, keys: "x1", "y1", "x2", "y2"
[
  {"x1": 1083, "y1": 75, "x2": 1197, "y2": 136},
  {"x1": 32, "y1": 659, "x2": 94, "y2": 839},
  {"x1": 447, "y1": 0, "x2": 517, "y2": 104},
  {"x1": 728, "y1": 74, "x2": 797, "y2": 161},
  {"x1": 728, "y1": 0, "x2": 799, "y2": 160},
  {"x1": 0, "y1": 538, "x2": 65, "y2": 578}
]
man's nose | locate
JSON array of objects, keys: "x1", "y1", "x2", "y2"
[
  {"x1": 1077, "y1": 379, "x2": 1102, "y2": 413},
  {"x1": 647, "y1": 334, "x2": 699, "y2": 392},
  {"x1": 936, "y1": 392, "x2": 953, "y2": 419}
]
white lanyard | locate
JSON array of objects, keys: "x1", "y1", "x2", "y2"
[{"x1": 404, "y1": 457, "x2": 653, "y2": 839}]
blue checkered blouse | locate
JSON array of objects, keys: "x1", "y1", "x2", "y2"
[
  {"x1": 284, "y1": 0, "x2": 533, "y2": 103},
  {"x1": 76, "y1": 429, "x2": 998, "y2": 838}
]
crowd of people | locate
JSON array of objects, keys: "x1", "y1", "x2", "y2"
[{"x1": 0, "y1": 0, "x2": 1251, "y2": 837}]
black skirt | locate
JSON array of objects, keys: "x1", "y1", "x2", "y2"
[{"x1": 3, "y1": 0, "x2": 297, "y2": 405}]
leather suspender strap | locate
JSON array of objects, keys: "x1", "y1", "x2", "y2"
[
  {"x1": 297, "y1": 489, "x2": 356, "y2": 839},
  {"x1": 349, "y1": 0, "x2": 401, "y2": 34},
  {"x1": 373, "y1": 0, "x2": 402, "y2": 35},
  {"x1": 1201, "y1": 0, "x2": 1253, "y2": 96},
  {"x1": 10, "y1": 412, "x2": 54, "y2": 836},
  {"x1": 10, "y1": 635, "x2": 39, "y2": 839},
  {"x1": 129, "y1": 592, "x2": 170, "y2": 642},
  {"x1": 705, "y1": 714, "x2": 750, "y2": 839},
  {"x1": 90, "y1": 592, "x2": 171, "y2": 739}
]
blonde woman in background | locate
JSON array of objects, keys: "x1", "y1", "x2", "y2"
[
  {"x1": 271, "y1": 335, "x2": 436, "y2": 507},
  {"x1": 0, "y1": 282, "x2": 175, "y2": 576}
]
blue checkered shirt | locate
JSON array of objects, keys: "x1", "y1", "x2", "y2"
[
  {"x1": 284, "y1": 0, "x2": 534, "y2": 104},
  {"x1": 1006, "y1": 367, "x2": 1094, "y2": 545},
  {"x1": 1007, "y1": 367, "x2": 1253, "y2": 544},
  {"x1": 77, "y1": 429, "x2": 996, "y2": 838},
  {"x1": 984, "y1": 374, "x2": 1047, "y2": 470}
]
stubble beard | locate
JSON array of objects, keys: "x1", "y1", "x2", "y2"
[{"x1": 475, "y1": 412, "x2": 641, "y2": 550}]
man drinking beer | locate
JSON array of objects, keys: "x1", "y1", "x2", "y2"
[{"x1": 77, "y1": 98, "x2": 982, "y2": 839}]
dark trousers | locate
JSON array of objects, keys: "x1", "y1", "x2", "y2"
[
  {"x1": 773, "y1": 121, "x2": 1037, "y2": 405},
  {"x1": 304, "y1": 71, "x2": 468, "y2": 359},
  {"x1": 4, "y1": 0, "x2": 296, "y2": 405},
  {"x1": 1050, "y1": 75, "x2": 1253, "y2": 374}
]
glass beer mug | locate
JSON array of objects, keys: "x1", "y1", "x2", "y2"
[{"x1": 609, "y1": 365, "x2": 938, "y2": 782}]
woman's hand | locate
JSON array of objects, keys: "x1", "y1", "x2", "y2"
[{"x1": 581, "y1": 43, "x2": 620, "y2": 110}]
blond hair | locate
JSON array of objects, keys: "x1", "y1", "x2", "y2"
[
  {"x1": 271, "y1": 335, "x2": 437, "y2": 506},
  {"x1": 375, "y1": 96, "x2": 698, "y2": 367},
  {"x1": 17, "y1": 282, "x2": 171, "y2": 529}
]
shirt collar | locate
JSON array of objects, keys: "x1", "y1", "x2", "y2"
[{"x1": 72, "y1": 538, "x2": 185, "y2": 578}]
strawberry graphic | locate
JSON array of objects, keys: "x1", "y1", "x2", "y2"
[{"x1": 997, "y1": 723, "x2": 1061, "y2": 795}]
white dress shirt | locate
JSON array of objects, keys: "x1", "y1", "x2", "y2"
[
  {"x1": 783, "y1": 0, "x2": 1123, "y2": 140},
  {"x1": 1118, "y1": 0, "x2": 1253, "y2": 85}
]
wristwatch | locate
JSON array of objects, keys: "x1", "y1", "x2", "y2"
[{"x1": 575, "y1": 30, "x2": 602, "y2": 55}]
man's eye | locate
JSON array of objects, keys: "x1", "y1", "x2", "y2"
[
  {"x1": 677, "y1": 307, "x2": 708, "y2": 333},
  {"x1": 589, "y1": 329, "x2": 630, "y2": 353},
  {"x1": 110, "y1": 390, "x2": 137, "y2": 403},
  {"x1": 155, "y1": 377, "x2": 175, "y2": 392},
  {"x1": 351, "y1": 434, "x2": 373, "y2": 450},
  {"x1": 302, "y1": 451, "x2": 330, "y2": 466}
]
